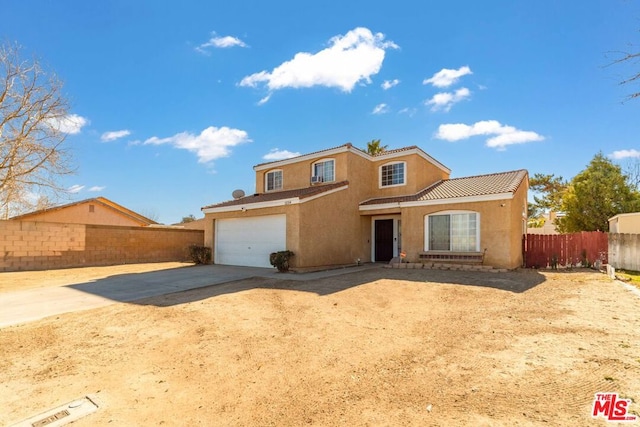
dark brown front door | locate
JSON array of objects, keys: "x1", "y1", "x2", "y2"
[{"x1": 375, "y1": 219, "x2": 394, "y2": 262}]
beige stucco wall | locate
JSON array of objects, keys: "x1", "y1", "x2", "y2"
[
  {"x1": 382, "y1": 176, "x2": 527, "y2": 270},
  {"x1": 609, "y1": 214, "x2": 640, "y2": 233},
  {"x1": 256, "y1": 152, "x2": 352, "y2": 192},
  {"x1": 370, "y1": 154, "x2": 449, "y2": 197},
  {"x1": 296, "y1": 188, "x2": 369, "y2": 267},
  {"x1": 16, "y1": 202, "x2": 146, "y2": 227},
  {"x1": 255, "y1": 150, "x2": 449, "y2": 197}
]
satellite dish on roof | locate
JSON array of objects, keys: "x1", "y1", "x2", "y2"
[{"x1": 232, "y1": 189, "x2": 245, "y2": 199}]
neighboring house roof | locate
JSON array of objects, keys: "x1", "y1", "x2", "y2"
[
  {"x1": 527, "y1": 212, "x2": 561, "y2": 235},
  {"x1": 10, "y1": 197, "x2": 158, "y2": 226},
  {"x1": 361, "y1": 169, "x2": 528, "y2": 207},
  {"x1": 608, "y1": 212, "x2": 640, "y2": 221},
  {"x1": 202, "y1": 181, "x2": 349, "y2": 213},
  {"x1": 253, "y1": 143, "x2": 451, "y2": 174}
]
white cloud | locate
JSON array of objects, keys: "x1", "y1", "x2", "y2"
[
  {"x1": 398, "y1": 107, "x2": 416, "y2": 117},
  {"x1": 435, "y1": 120, "x2": 544, "y2": 150},
  {"x1": 48, "y1": 114, "x2": 88, "y2": 135},
  {"x1": 381, "y1": 79, "x2": 400, "y2": 90},
  {"x1": 263, "y1": 148, "x2": 301, "y2": 161},
  {"x1": 423, "y1": 66, "x2": 472, "y2": 88},
  {"x1": 372, "y1": 103, "x2": 390, "y2": 114},
  {"x1": 101, "y1": 129, "x2": 131, "y2": 142},
  {"x1": 257, "y1": 94, "x2": 272, "y2": 105},
  {"x1": 196, "y1": 33, "x2": 248, "y2": 54},
  {"x1": 609, "y1": 149, "x2": 640, "y2": 160},
  {"x1": 144, "y1": 126, "x2": 251, "y2": 163},
  {"x1": 425, "y1": 87, "x2": 471, "y2": 112},
  {"x1": 239, "y1": 27, "x2": 398, "y2": 102},
  {"x1": 68, "y1": 184, "x2": 85, "y2": 194},
  {"x1": 89, "y1": 186, "x2": 105, "y2": 192}
]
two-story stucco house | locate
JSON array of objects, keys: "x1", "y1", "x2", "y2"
[{"x1": 201, "y1": 143, "x2": 528, "y2": 269}]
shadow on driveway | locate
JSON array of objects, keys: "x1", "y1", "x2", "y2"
[
  {"x1": 136, "y1": 266, "x2": 548, "y2": 307},
  {"x1": 1, "y1": 264, "x2": 547, "y2": 327}
]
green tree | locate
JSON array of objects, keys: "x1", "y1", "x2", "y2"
[
  {"x1": 365, "y1": 139, "x2": 388, "y2": 155},
  {"x1": 529, "y1": 173, "x2": 567, "y2": 214},
  {"x1": 527, "y1": 202, "x2": 546, "y2": 228},
  {"x1": 180, "y1": 214, "x2": 196, "y2": 223},
  {"x1": 557, "y1": 153, "x2": 640, "y2": 232}
]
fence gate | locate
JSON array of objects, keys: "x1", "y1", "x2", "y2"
[{"x1": 523, "y1": 232, "x2": 608, "y2": 268}]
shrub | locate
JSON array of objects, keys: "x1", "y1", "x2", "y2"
[
  {"x1": 189, "y1": 245, "x2": 212, "y2": 264},
  {"x1": 269, "y1": 250, "x2": 294, "y2": 272}
]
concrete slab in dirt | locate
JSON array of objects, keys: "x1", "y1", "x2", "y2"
[{"x1": 10, "y1": 395, "x2": 99, "y2": 427}]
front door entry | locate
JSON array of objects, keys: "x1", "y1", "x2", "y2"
[{"x1": 375, "y1": 219, "x2": 394, "y2": 262}]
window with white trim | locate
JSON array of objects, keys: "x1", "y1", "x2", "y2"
[
  {"x1": 380, "y1": 162, "x2": 406, "y2": 187},
  {"x1": 265, "y1": 170, "x2": 283, "y2": 191},
  {"x1": 425, "y1": 212, "x2": 479, "y2": 252},
  {"x1": 312, "y1": 159, "x2": 335, "y2": 182}
]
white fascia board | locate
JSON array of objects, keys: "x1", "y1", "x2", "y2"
[
  {"x1": 202, "y1": 198, "x2": 300, "y2": 214},
  {"x1": 373, "y1": 148, "x2": 450, "y2": 174},
  {"x1": 608, "y1": 212, "x2": 640, "y2": 221},
  {"x1": 254, "y1": 146, "x2": 351, "y2": 171},
  {"x1": 254, "y1": 145, "x2": 450, "y2": 175},
  {"x1": 359, "y1": 192, "x2": 514, "y2": 211},
  {"x1": 359, "y1": 202, "x2": 402, "y2": 211},
  {"x1": 299, "y1": 184, "x2": 348, "y2": 203},
  {"x1": 202, "y1": 185, "x2": 349, "y2": 214}
]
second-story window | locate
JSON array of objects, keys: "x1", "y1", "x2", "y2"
[
  {"x1": 266, "y1": 170, "x2": 283, "y2": 191},
  {"x1": 312, "y1": 159, "x2": 335, "y2": 183},
  {"x1": 380, "y1": 162, "x2": 406, "y2": 187}
]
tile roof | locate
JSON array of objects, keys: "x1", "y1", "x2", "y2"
[
  {"x1": 254, "y1": 143, "x2": 354, "y2": 168},
  {"x1": 202, "y1": 181, "x2": 349, "y2": 209},
  {"x1": 361, "y1": 169, "x2": 528, "y2": 206},
  {"x1": 253, "y1": 143, "x2": 446, "y2": 170},
  {"x1": 371, "y1": 145, "x2": 418, "y2": 157}
]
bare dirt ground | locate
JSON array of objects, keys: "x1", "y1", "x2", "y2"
[{"x1": 1, "y1": 266, "x2": 639, "y2": 426}]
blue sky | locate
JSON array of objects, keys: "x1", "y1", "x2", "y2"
[{"x1": 3, "y1": 0, "x2": 640, "y2": 224}]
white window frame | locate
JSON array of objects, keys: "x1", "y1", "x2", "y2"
[
  {"x1": 311, "y1": 158, "x2": 335, "y2": 183},
  {"x1": 379, "y1": 161, "x2": 406, "y2": 188},
  {"x1": 424, "y1": 210, "x2": 480, "y2": 252},
  {"x1": 265, "y1": 169, "x2": 283, "y2": 192}
]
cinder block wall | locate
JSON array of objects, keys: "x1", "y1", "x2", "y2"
[{"x1": 0, "y1": 220, "x2": 204, "y2": 272}]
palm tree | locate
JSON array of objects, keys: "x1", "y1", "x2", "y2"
[{"x1": 366, "y1": 139, "x2": 388, "y2": 155}]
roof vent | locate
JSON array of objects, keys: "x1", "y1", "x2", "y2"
[{"x1": 232, "y1": 189, "x2": 245, "y2": 199}]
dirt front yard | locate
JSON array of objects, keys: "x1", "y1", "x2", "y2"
[{"x1": 1, "y1": 267, "x2": 639, "y2": 426}]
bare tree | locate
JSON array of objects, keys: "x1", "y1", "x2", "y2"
[
  {"x1": 611, "y1": 50, "x2": 640, "y2": 101},
  {"x1": 0, "y1": 42, "x2": 74, "y2": 219},
  {"x1": 623, "y1": 158, "x2": 640, "y2": 190}
]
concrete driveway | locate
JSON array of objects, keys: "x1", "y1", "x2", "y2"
[{"x1": 0, "y1": 263, "x2": 379, "y2": 328}]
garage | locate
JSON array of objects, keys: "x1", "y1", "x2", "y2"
[{"x1": 215, "y1": 215, "x2": 286, "y2": 268}]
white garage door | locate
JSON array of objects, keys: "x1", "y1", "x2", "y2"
[{"x1": 215, "y1": 215, "x2": 286, "y2": 268}]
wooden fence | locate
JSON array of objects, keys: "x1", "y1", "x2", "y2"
[{"x1": 523, "y1": 232, "x2": 608, "y2": 268}]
